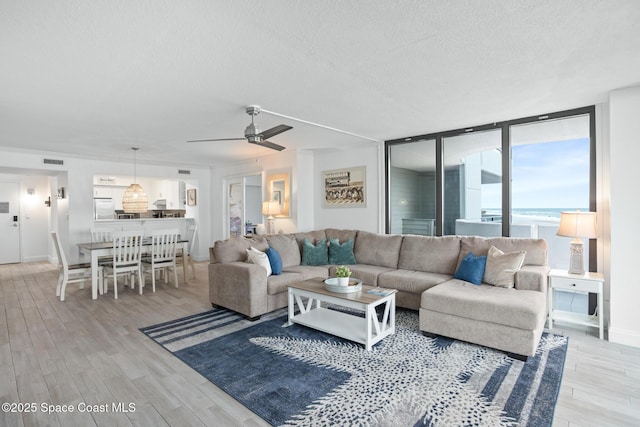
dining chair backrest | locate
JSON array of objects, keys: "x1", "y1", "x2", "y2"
[
  {"x1": 150, "y1": 229, "x2": 179, "y2": 262},
  {"x1": 51, "y1": 231, "x2": 68, "y2": 270},
  {"x1": 112, "y1": 230, "x2": 143, "y2": 266},
  {"x1": 187, "y1": 224, "x2": 198, "y2": 254},
  {"x1": 91, "y1": 227, "x2": 113, "y2": 243}
]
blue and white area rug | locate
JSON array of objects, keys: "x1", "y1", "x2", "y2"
[{"x1": 141, "y1": 308, "x2": 567, "y2": 427}]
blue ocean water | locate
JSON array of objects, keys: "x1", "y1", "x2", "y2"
[{"x1": 483, "y1": 208, "x2": 588, "y2": 219}]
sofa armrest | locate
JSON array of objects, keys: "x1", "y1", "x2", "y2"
[
  {"x1": 209, "y1": 261, "x2": 268, "y2": 318},
  {"x1": 514, "y1": 265, "x2": 550, "y2": 293}
]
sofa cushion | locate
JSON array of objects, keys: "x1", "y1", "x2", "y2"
[
  {"x1": 328, "y1": 238, "x2": 356, "y2": 265},
  {"x1": 283, "y1": 265, "x2": 330, "y2": 280},
  {"x1": 325, "y1": 228, "x2": 358, "y2": 243},
  {"x1": 483, "y1": 245, "x2": 525, "y2": 288},
  {"x1": 301, "y1": 238, "x2": 328, "y2": 265},
  {"x1": 266, "y1": 234, "x2": 301, "y2": 267},
  {"x1": 398, "y1": 235, "x2": 460, "y2": 275},
  {"x1": 458, "y1": 236, "x2": 547, "y2": 267},
  {"x1": 354, "y1": 231, "x2": 403, "y2": 268},
  {"x1": 212, "y1": 236, "x2": 268, "y2": 263},
  {"x1": 266, "y1": 247, "x2": 283, "y2": 275},
  {"x1": 294, "y1": 230, "x2": 327, "y2": 254},
  {"x1": 344, "y1": 264, "x2": 395, "y2": 287},
  {"x1": 454, "y1": 252, "x2": 486, "y2": 285},
  {"x1": 266, "y1": 272, "x2": 305, "y2": 295},
  {"x1": 378, "y1": 269, "x2": 451, "y2": 294},
  {"x1": 422, "y1": 279, "x2": 546, "y2": 330},
  {"x1": 245, "y1": 247, "x2": 272, "y2": 276}
]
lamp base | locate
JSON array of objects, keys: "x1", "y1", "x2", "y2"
[
  {"x1": 568, "y1": 239, "x2": 585, "y2": 275},
  {"x1": 266, "y1": 217, "x2": 275, "y2": 235}
]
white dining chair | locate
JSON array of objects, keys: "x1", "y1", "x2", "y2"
[
  {"x1": 90, "y1": 227, "x2": 115, "y2": 267},
  {"x1": 142, "y1": 229, "x2": 179, "y2": 292},
  {"x1": 175, "y1": 223, "x2": 197, "y2": 282},
  {"x1": 90, "y1": 227, "x2": 113, "y2": 243},
  {"x1": 102, "y1": 230, "x2": 144, "y2": 299},
  {"x1": 51, "y1": 231, "x2": 102, "y2": 301}
]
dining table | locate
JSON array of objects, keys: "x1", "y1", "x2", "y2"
[{"x1": 77, "y1": 238, "x2": 189, "y2": 300}]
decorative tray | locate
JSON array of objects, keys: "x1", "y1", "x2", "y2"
[{"x1": 324, "y1": 278, "x2": 362, "y2": 293}]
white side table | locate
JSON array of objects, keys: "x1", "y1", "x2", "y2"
[{"x1": 548, "y1": 269, "x2": 604, "y2": 339}]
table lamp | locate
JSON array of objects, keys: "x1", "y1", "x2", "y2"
[
  {"x1": 262, "y1": 201, "x2": 281, "y2": 235},
  {"x1": 556, "y1": 211, "x2": 597, "y2": 275}
]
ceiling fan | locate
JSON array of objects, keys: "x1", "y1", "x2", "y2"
[{"x1": 187, "y1": 105, "x2": 293, "y2": 151}]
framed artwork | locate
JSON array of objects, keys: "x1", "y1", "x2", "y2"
[
  {"x1": 187, "y1": 188, "x2": 197, "y2": 206},
  {"x1": 322, "y1": 166, "x2": 366, "y2": 208}
]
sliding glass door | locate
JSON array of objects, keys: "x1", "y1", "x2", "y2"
[
  {"x1": 387, "y1": 139, "x2": 436, "y2": 235},
  {"x1": 443, "y1": 129, "x2": 502, "y2": 236}
]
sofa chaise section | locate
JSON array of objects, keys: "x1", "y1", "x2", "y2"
[{"x1": 418, "y1": 237, "x2": 549, "y2": 359}]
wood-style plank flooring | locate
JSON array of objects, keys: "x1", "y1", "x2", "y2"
[{"x1": 1, "y1": 261, "x2": 638, "y2": 426}]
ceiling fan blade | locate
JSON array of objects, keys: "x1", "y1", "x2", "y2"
[
  {"x1": 260, "y1": 124, "x2": 292, "y2": 140},
  {"x1": 249, "y1": 140, "x2": 286, "y2": 151},
  {"x1": 187, "y1": 137, "x2": 245, "y2": 143}
]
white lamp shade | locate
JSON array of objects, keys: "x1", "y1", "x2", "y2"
[
  {"x1": 557, "y1": 211, "x2": 597, "y2": 239},
  {"x1": 122, "y1": 183, "x2": 148, "y2": 213},
  {"x1": 262, "y1": 201, "x2": 281, "y2": 216}
]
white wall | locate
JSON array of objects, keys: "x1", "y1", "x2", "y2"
[
  {"x1": 313, "y1": 143, "x2": 381, "y2": 233},
  {"x1": 608, "y1": 85, "x2": 640, "y2": 347},
  {"x1": 0, "y1": 149, "x2": 212, "y2": 264}
]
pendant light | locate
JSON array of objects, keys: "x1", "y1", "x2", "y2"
[{"x1": 122, "y1": 147, "x2": 148, "y2": 213}]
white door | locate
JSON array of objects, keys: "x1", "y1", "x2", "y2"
[{"x1": 0, "y1": 182, "x2": 21, "y2": 264}]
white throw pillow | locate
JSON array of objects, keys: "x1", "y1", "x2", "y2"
[
  {"x1": 483, "y1": 245, "x2": 526, "y2": 288},
  {"x1": 245, "y1": 246, "x2": 272, "y2": 276}
]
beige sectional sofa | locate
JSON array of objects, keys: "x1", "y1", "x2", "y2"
[{"x1": 209, "y1": 228, "x2": 549, "y2": 359}]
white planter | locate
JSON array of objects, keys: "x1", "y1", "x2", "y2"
[{"x1": 337, "y1": 277, "x2": 350, "y2": 286}]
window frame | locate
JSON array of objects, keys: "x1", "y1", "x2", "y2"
[{"x1": 385, "y1": 105, "x2": 596, "y2": 244}]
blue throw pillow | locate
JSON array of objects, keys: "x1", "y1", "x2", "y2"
[
  {"x1": 266, "y1": 247, "x2": 282, "y2": 275},
  {"x1": 454, "y1": 252, "x2": 487, "y2": 285},
  {"x1": 328, "y1": 238, "x2": 356, "y2": 265},
  {"x1": 301, "y1": 238, "x2": 328, "y2": 266}
]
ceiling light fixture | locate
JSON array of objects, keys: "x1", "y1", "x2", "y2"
[{"x1": 122, "y1": 147, "x2": 148, "y2": 213}]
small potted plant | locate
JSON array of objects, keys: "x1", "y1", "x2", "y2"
[{"x1": 335, "y1": 265, "x2": 352, "y2": 286}]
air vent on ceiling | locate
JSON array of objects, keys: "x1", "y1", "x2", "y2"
[
  {"x1": 178, "y1": 169, "x2": 191, "y2": 175},
  {"x1": 43, "y1": 158, "x2": 64, "y2": 165}
]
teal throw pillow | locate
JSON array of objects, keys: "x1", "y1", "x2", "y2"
[
  {"x1": 454, "y1": 252, "x2": 487, "y2": 285},
  {"x1": 301, "y1": 238, "x2": 328, "y2": 266},
  {"x1": 328, "y1": 238, "x2": 356, "y2": 265},
  {"x1": 266, "y1": 247, "x2": 282, "y2": 275}
]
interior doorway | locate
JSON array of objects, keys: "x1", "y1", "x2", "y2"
[
  {"x1": 0, "y1": 182, "x2": 21, "y2": 264},
  {"x1": 224, "y1": 173, "x2": 263, "y2": 239}
]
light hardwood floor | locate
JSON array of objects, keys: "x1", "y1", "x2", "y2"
[{"x1": 1, "y1": 262, "x2": 638, "y2": 427}]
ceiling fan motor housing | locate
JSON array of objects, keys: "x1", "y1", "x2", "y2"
[{"x1": 245, "y1": 123, "x2": 262, "y2": 140}]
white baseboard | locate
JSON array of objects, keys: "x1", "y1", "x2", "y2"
[
  {"x1": 22, "y1": 255, "x2": 50, "y2": 263},
  {"x1": 608, "y1": 326, "x2": 640, "y2": 348}
]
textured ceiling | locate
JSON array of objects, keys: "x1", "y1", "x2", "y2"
[{"x1": 1, "y1": 1, "x2": 639, "y2": 167}]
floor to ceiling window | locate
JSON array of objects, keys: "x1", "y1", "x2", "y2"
[
  {"x1": 387, "y1": 139, "x2": 436, "y2": 235},
  {"x1": 443, "y1": 129, "x2": 502, "y2": 237},
  {"x1": 385, "y1": 106, "x2": 596, "y2": 315},
  {"x1": 510, "y1": 114, "x2": 592, "y2": 268}
]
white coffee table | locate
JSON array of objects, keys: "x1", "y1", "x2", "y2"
[{"x1": 287, "y1": 277, "x2": 397, "y2": 350}]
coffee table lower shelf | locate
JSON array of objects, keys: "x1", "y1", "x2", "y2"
[
  {"x1": 287, "y1": 278, "x2": 396, "y2": 350},
  {"x1": 291, "y1": 307, "x2": 371, "y2": 345}
]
